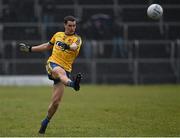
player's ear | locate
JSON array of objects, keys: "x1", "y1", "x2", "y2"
[{"x1": 64, "y1": 22, "x2": 68, "y2": 26}]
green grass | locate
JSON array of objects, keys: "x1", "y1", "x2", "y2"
[{"x1": 0, "y1": 85, "x2": 180, "y2": 137}]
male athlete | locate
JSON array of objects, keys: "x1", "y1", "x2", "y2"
[{"x1": 19, "y1": 16, "x2": 82, "y2": 134}]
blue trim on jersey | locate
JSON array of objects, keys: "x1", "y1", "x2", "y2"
[{"x1": 49, "y1": 41, "x2": 54, "y2": 45}]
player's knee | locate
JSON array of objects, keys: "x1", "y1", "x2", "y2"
[{"x1": 52, "y1": 68, "x2": 66, "y2": 80}]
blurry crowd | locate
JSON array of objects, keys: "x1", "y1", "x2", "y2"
[
  {"x1": 81, "y1": 13, "x2": 127, "y2": 59},
  {"x1": 0, "y1": 0, "x2": 129, "y2": 59}
]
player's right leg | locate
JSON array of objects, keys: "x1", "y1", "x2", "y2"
[
  {"x1": 39, "y1": 82, "x2": 64, "y2": 134},
  {"x1": 48, "y1": 82, "x2": 64, "y2": 119}
]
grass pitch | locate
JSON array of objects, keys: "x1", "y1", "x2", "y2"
[{"x1": 0, "y1": 85, "x2": 180, "y2": 137}]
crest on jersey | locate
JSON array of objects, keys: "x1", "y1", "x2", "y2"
[{"x1": 68, "y1": 39, "x2": 72, "y2": 43}]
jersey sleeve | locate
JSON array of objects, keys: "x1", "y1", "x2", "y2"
[
  {"x1": 73, "y1": 36, "x2": 82, "y2": 56},
  {"x1": 49, "y1": 33, "x2": 57, "y2": 45},
  {"x1": 74, "y1": 36, "x2": 82, "y2": 50}
]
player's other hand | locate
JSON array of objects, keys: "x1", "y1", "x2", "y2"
[{"x1": 19, "y1": 43, "x2": 31, "y2": 52}]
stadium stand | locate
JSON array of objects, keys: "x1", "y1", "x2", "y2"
[
  {"x1": 3, "y1": 26, "x2": 41, "y2": 40},
  {"x1": 128, "y1": 25, "x2": 165, "y2": 40},
  {"x1": 0, "y1": 0, "x2": 179, "y2": 84}
]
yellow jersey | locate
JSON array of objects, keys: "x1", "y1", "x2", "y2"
[{"x1": 47, "y1": 32, "x2": 82, "y2": 72}]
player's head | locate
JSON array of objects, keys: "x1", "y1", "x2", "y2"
[{"x1": 64, "y1": 15, "x2": 77, "y2": 35}]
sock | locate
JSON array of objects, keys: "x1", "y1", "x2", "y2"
[
  {"x1": 46, "y1": 116, "x2": 50, "y2": 121},
  {"x1": 42, "y1": 116, "x2": 50, "y2": 125},
  {"x1": 43, "y1": 116, "x2": 50, "y2": 123},
  {"x1": 66, "y1": 80, "x2": 75, "y2": 88}
]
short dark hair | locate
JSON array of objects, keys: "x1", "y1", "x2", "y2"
[{"x1": 64, "y1": 15, "x2": 76, "y2": 24}]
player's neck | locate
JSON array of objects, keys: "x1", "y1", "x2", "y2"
[{"x1": 64, "y1": 32, "x2": 75, "y2": 36}]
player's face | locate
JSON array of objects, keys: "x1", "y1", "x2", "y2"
[{"x1": 64, "y1": 21, "x2": 76, "y2": 35}]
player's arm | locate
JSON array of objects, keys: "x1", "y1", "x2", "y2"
[
  {"x1": 19, "y1": 42, "x2": 53, "y2": 53},
  {"x1": 31, "y1": 42, "x2": 53, "y2": 52},
  {"x1": 56, "y1": 41, "x2": 78, "y2": 51},
  {"x1": 57, "y1": 37, "x2": 81, "y2": 51}
]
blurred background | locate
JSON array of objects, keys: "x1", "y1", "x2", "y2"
[{"x1": 0, "y1": 0, "x2": 180, "y2": 85}]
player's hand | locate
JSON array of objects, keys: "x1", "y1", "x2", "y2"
[
  {"x1": 56, "y1": 41, "x2": 70, "y2": 51},
  {"x1": 19, "y1": 43, "x2": 32, "y2": 52}
]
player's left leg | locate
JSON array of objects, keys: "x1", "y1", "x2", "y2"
[
  {"x1": 51, "y1": 66, "x2": 72, "y2": 86},
  {"x1": 46, "y1": 61, "x2": 82, "y2": 91},
  {"x1": 52, "y1": 66, "x2": 82, "y2": 91},
  {"x1": 39, "y1": 82, "x2": 64, "y2": 134}
]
